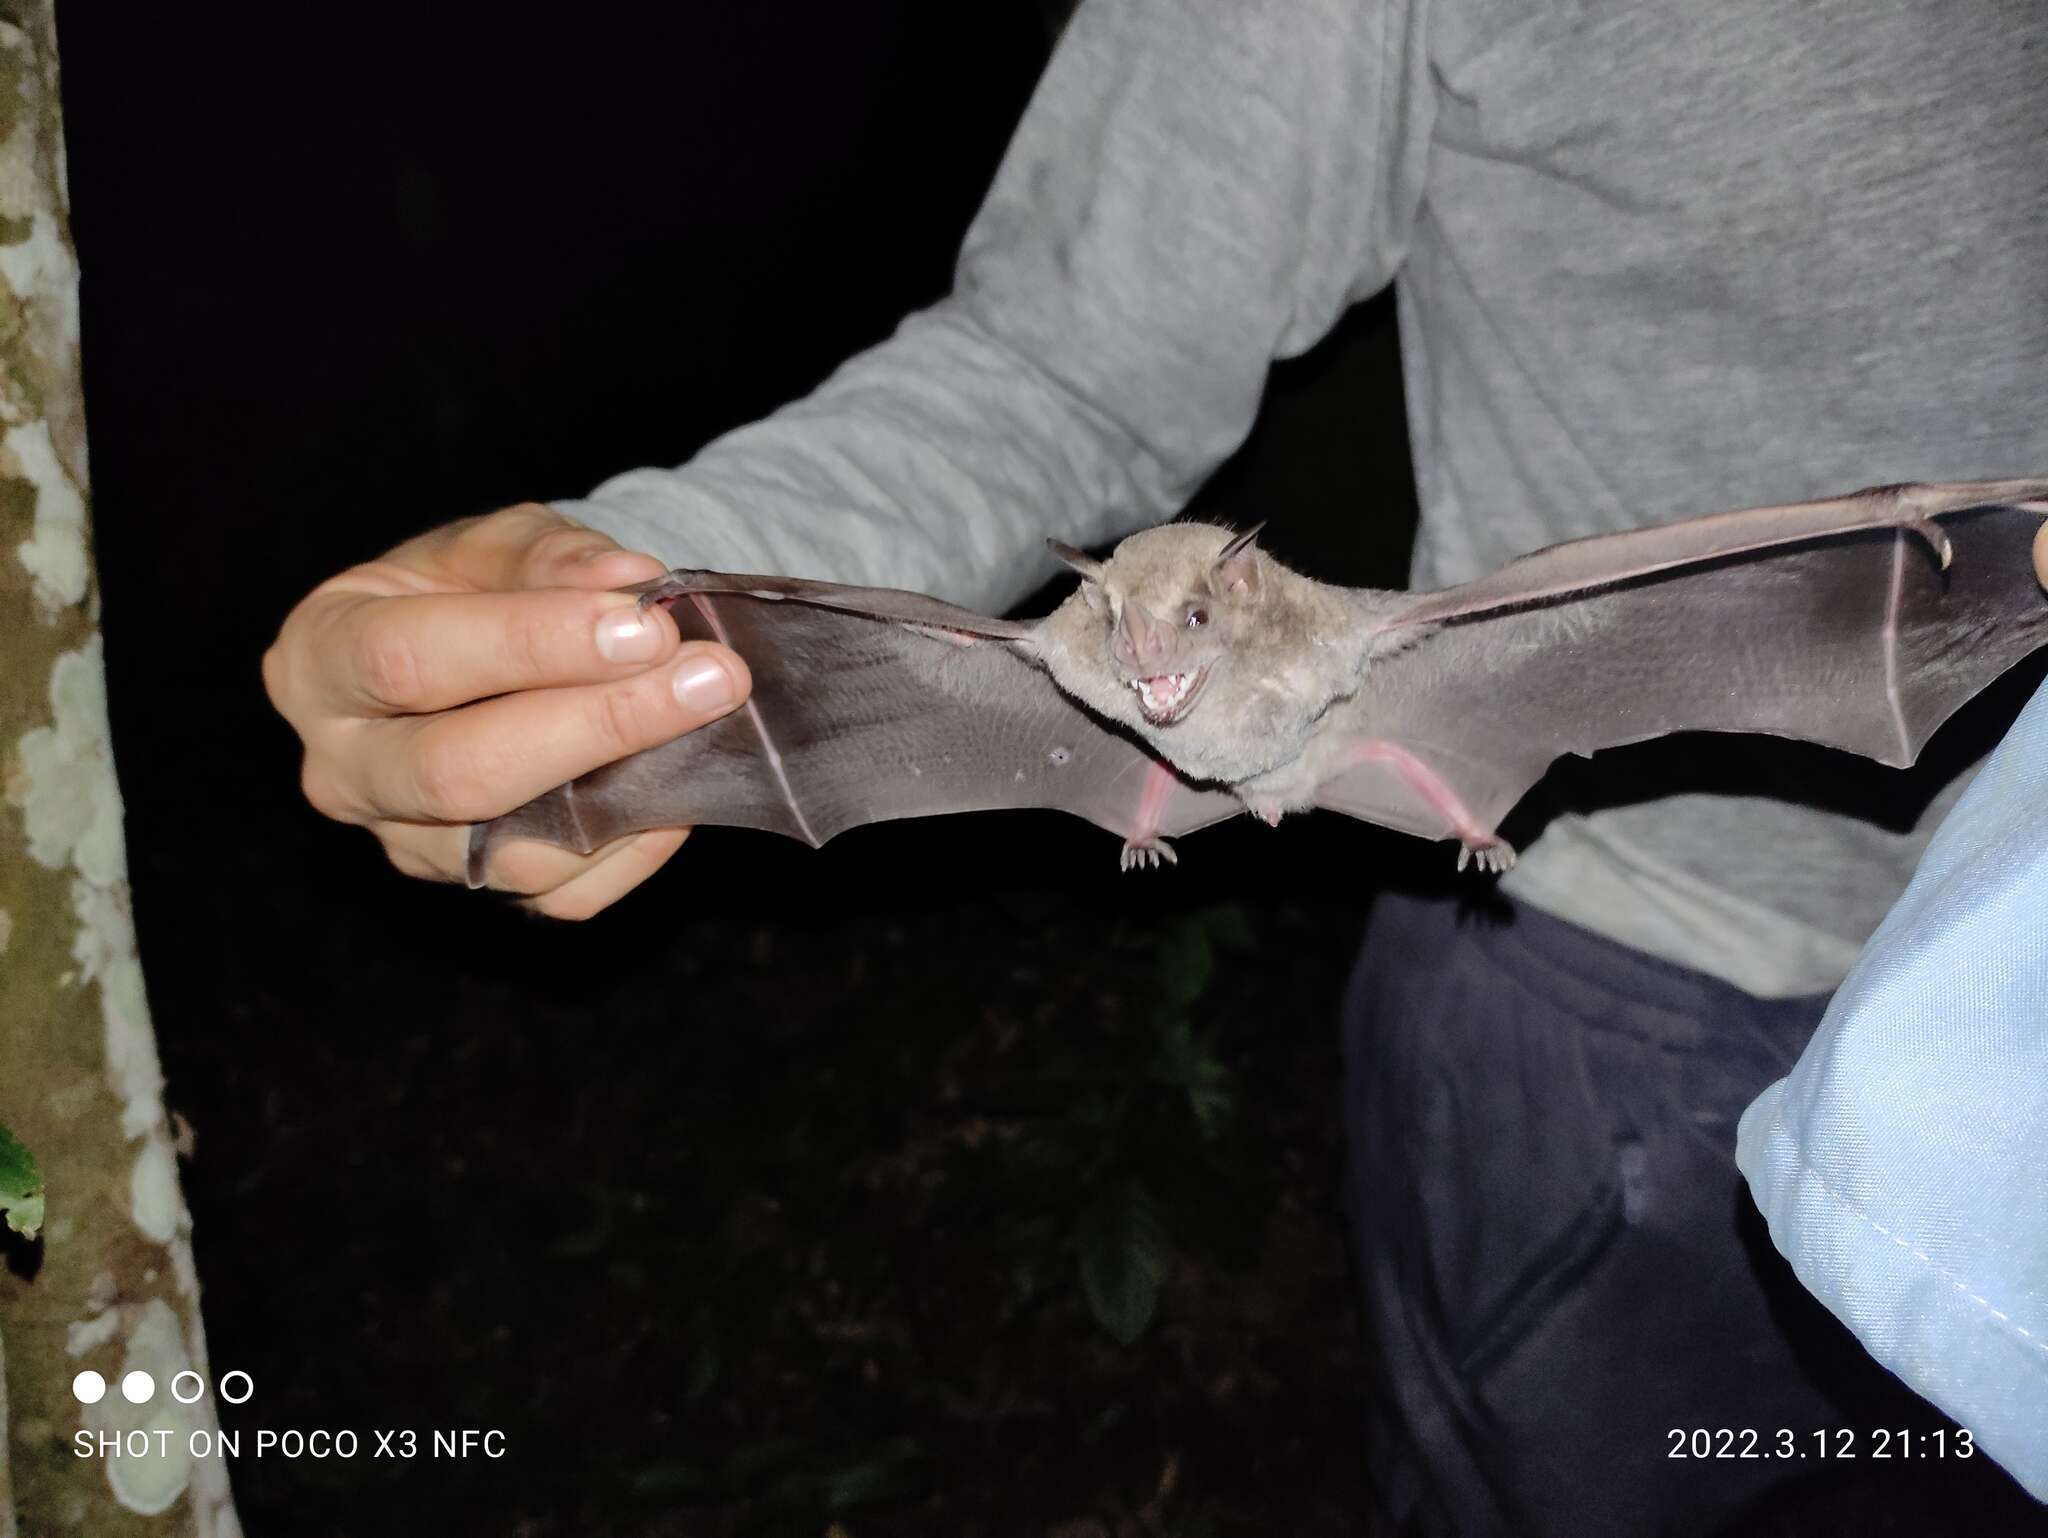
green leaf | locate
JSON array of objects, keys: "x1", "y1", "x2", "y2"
[
  {"x1": 1151, "y1": 1019, "x2": 1235, "y2": 1140},
  {"x1": 1076, "y1": 1176, "x2": 1167, "y2": 1344},
  {"x1": 818, "y1": 1437, "x2": 927, "y2": 1512},
  {"x1": 1198, "y1": 902, "x2": 1256, "y2": 951},
  {"x1": 1153, "y1": 920, "x2": 1216, "y2": 1014},
  {"x1": 628, "y1": 1459, "x2": 713, "y2": 1500},
  {"x1": 684, "y1": 1331, "x2": 721, "y2": 1401},
  {"x1": 0, "y1": 1121, "x2": 44, "y2": 1240},
  {"x1": 1151, "y1": 905, "x2": 1254, "y2": 1016}
]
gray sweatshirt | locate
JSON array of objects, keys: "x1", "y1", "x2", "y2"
[{"x1": 557, "y1": 0, "x2": 2048, "y2": 997}]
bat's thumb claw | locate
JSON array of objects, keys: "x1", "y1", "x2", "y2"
[{"x1": 1904, "y1": 518, "x2": 1953, "y2": 570}]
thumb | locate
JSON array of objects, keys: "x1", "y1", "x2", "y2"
[
  {"x1": 420, "y1": 503, "x2": 667, "y2": 593},
  {"x1": 550, "y1": 543, "x2": 670, "y2": 592},
  {"x1": 495, "y1": 506, "x2": 667, "y2": 591},
  {"x1": 2034, "y1": 520, "x2": 2048, "y2": 592}
]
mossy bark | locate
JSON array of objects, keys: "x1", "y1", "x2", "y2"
[{"x1": 0, "y1": 5, "x2": 240, "y2": 1533}]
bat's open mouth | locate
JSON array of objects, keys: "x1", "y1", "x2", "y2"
[{"x1": 1130, "y1": 663, "x2": 1211, "y2": 725}]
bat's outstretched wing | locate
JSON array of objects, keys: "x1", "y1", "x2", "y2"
[
  {"x1": 466, "y1": 571, "x2": 1240, "y2": 886},
  {"x1": 1313, "y1": 481, "x2": 2048, "y2": 861}
]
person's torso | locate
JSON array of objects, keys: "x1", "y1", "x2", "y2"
[{"x1": 1395, "y1": 0, "x2": 2048, "y2": 994}]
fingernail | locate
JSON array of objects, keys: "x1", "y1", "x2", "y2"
[
  {"x1": 673, "y1": 649, "x2": 740, "y2": 713},
  {"x1": 595, "y1": 606, "x2": 661, "y2": 663}
]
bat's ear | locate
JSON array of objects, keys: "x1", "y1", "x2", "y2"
[
  {"x1": 1212, "y1": 522, "x2": 1266, "y2": 598},
  {"x1": 1047, "y1": 538, "x2": 1107, "y2": 587}
]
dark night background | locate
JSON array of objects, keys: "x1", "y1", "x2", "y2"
[{"x1": 48, "y1": 3, "x2": 2048, "y2": 1535}]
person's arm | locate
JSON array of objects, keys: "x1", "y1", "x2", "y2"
[
  {"x1": 563, "y1": 0, "x2": 1432, "y2": 611},
  {"x1": 264, "y1": 0, "x2": 1431, "y2": 914}
]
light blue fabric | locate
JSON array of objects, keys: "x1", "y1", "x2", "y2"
[{"x1": 1738, "y1": 677, "x2": 2048, "y2": 1500}]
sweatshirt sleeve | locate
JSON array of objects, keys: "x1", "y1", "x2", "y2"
[{"x1": 556, "y1": 0, "x2": 1433, "y2": 611}]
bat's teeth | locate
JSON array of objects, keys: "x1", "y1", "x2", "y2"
[{"x1": 1133, "y1": 669, "x2": 1198, "y2": 720}]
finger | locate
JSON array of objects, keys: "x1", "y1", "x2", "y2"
[
  {"x1": 378, "y1": 819, "x2": 689, "y2": 899},
  {"x1": 557, "y1": 546, "x2": 670, "y2": 591},
  {"x1": 377, "y1": 823, "x2": 455, "y2": 883},
  {"x1": 519, "y1": 828, "x2": 691, "y2": 919},
  {"x1": 2034, "y1": 520, "x2": 2048, "y2": 591},
  {"x1": 303, "y1": 585, "x2": 684, "y2": 719},
  {"x1": 348, "y1": 640, "x2": 751, "y2": 824},
  {"x1": 417, "y1": 503, "x2": 667, "y2": 594}
]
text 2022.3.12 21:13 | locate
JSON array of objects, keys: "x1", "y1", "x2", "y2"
[{"x1": 1668, "y1": 1427, "x2": 1975, "y2": 1460}]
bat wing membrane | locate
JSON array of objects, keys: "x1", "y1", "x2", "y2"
[
  {"x1": 1314, "y1": 496, "x2": 2048, "y2": 852},
  {"x1": 468, "y1": 572, "x2": 1239, "y2": 884}
]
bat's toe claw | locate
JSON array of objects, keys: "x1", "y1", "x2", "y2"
[
  {"x1": 1118, "y1": 835, "x2": 1178, "y2": 872},
  {"x1": 1456, "y1": 838, "x2": 1517, "y2": 875}
]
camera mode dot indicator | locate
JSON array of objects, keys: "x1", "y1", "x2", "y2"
[
  {"x1": 120, "y1": 1370, "x2": 156, "y2": 1404},
  {"x1": 71, "y1": 1370, "x2": 106, "y2": 1405}
]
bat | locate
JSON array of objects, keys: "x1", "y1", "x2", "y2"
[{"x1": 467, "y1": 479, "x2": 2048, "y2": 885}]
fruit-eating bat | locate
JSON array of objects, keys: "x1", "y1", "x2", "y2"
[{"x1": 468, "y1": 479, "x2": 2048, "y2": 885}]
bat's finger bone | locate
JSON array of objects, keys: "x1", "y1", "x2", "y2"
[{"x1": 905, "y1": 623, "x2": 980, "y2": 648}]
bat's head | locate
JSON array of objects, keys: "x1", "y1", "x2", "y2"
[{"x1": 1046, "y1": 523, "x2": 1265, "y2": 728}]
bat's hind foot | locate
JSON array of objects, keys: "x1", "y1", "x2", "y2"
[
  {"x1": 1456, "y1": 837, "x2": 1516, "y2": 875},
  {"x1": 1119, "y1": 836, "x2": 1179, "y2": 872}
]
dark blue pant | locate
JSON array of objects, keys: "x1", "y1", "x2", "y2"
[{"x1": 1340, "y1": 889, "x2": 2019, "y2": 1536}]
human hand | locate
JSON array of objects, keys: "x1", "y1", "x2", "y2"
[
  {"x1": 262, "y1": 503, "x2": 751, "y2": 918},
  {"x1": 2034, "y1": 520, "x2": 2048, "y2": 590}
]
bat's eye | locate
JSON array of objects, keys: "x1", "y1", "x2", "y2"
[{"x1": 1185, "y1": 607, "x2": 1208, "y2": 629}]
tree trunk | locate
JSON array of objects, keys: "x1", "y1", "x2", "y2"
[{"x1": 0, "y1": 4, "x2": 241, "y2": 1533}]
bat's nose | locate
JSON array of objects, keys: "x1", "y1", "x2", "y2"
[{"x1": 1117, "y1": 606, "x2": 1171, "y2": 672}]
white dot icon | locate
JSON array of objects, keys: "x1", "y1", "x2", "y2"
[
  {"x1": 72, "y1": 1370, "x2": 107, "y2": 1405},
  {"x1": 120, "y1": 1370, "x2": 156, "y2": 1404}
]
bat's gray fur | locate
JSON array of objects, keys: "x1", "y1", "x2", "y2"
[{"x1": 1035, "y1": 522, "x2": 1402, "y2": 795}]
